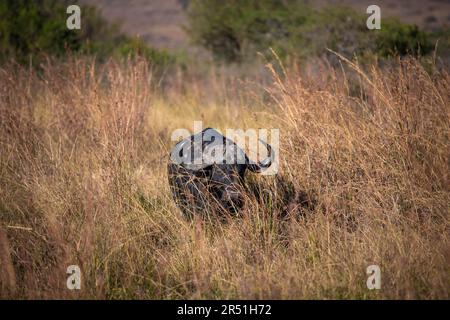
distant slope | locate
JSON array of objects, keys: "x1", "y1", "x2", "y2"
[{"x1": 79, "y1": 0, "x2": 188, "y2": 51}]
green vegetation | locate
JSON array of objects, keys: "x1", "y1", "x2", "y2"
[
  {"x1": 0, "y1": 0, "x2": 174, "y2": 67},
  {"x1": 0, "y1": 0, "x2": 442, "y2": 67},
  {"x1": 186, "y1": 0, "x2": 433, "y2": 63},
  {"x1": 376, "y1": 18, "x2": 432, "y2": 57}
]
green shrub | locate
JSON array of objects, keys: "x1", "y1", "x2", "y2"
[
  {"x1": 0, "y1": 0, "x2": 79, "y2": 63},
  {"x1": 186, "y1": 0, "x2": 433, "y2": 63},
  {"x1": 375, "y1": 18, "x2": 432, "y2": 56},
  {"x1": 114, "y1": 37, "x2": 175, "y2": 68},
  {"x1": 186, "y1": 0, "x2": 309, "y2": 62},
  {"x1": 0, "y1": 0, "x2": 175, "y2": 67}
]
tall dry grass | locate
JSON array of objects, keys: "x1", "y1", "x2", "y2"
[{"x1": 0, "y1": 55, "x2": 449, "y2": 299}]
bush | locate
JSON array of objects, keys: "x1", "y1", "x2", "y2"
[
  {"x1": 186, "y1": 0, "x2": 310, "y2": 62},
  {"x1": 376, "y1": 18, "x2": 432, "y2": 56},
  {"x1": 186, "y1": 0, "x2": 433, "y2": 63},
  {"x1": 0, "y1": 0, "x2": 174, "y2": 67},
  {"x1": 0, "y1": 0, "x2": 80, "y2": 63},
  {"x1": 115, "y1": 37, "x2": 175, "y2": 68}
]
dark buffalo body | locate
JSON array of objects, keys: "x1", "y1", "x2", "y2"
[{"x1": 168, "y1": 128, "x2": 274, "y2": 218}]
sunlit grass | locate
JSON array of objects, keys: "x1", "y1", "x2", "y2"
[{"x1": 0, "y1": 56, "x2": 449, "y2": 299}]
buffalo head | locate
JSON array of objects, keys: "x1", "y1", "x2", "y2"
[{"x1": 168, "y1": 128, "x2": 274, "y2": 218}]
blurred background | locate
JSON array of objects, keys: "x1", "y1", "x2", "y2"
[
  {"x1": 78, "y1": 0, "x2": 450, "y2": 51},
  {"x1": 1, "y1": 0, "x2": 449, "y2": 68}
]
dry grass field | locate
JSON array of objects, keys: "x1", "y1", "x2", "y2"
[{"x1": 0, "y1": 55, "x2": 449, "y2": 299}]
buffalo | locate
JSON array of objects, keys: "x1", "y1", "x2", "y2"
[{"x1": 168, "y1": 128, "x2": 274, "y2": 218}]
